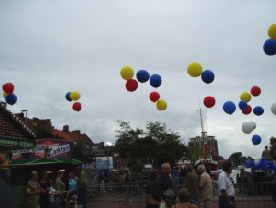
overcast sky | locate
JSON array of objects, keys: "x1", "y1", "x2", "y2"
[{"x1": 0, "y1": 0, "x2": 275, "y2": 158}]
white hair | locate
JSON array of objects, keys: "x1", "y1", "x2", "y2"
[
  {"x1": 197, "y1": 164, "x2": 206, "y2": 172},
  {"x1": 161, "y1": 163, "x2": 171, "y2": 169}
]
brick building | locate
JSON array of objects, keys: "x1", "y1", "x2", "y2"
[
  {"x1": 189, "y1": 132, "x2": 219, "y2": 160},
  {"x1": 0, "y1": 102, "x2": 37, "y2": 151}
]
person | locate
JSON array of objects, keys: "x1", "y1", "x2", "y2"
[
  {"x1": 197, "y1": 165, "x2": 213, "y2": 208},
  {"x1": 272, "y1": 173, "x2": 276, "y2": 204},
  {"x1": 262, "y1": 146, "x2": 271, "y2": 159},
  {"x1": 55, "y1": 172, "x2": 66, "y2": 208},
  {"x1": 0, "y1": 151, "x2": 15, "y2": 208},
  {"x1": 66, "y1": 171, "x2": 79, "y2": 208},
  {"x1": 145, "y1": 170, "x2": 160, "y2": 208},
  {"x1": 78, "y1": 170, "x2": 88, "y2": 208},
  {"x1": 217, "y1": 160, "x2": 236, "y2": 208},
  {"x1": 176, "y1": 188, "x2": 198, "y2": 208},
  {"x1": 156, "y1": 163, "x2": 177, "y2": 208},
  {"x1": 183, "y1": 167, "x2": 199, "y2": 205},
  {"x1": 39, "y1": 172, "x2": 50, "y2": 208},
  {"x1": 26, "y1": 171, "x2": 41, "y2": 208}
]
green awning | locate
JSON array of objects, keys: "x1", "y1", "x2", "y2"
[{"x1": 11, "y1": 158, "x2": 82, "y2": 167}]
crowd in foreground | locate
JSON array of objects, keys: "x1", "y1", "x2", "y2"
[
  {"x1": 145, "y1": 160, "x2": 276, "y2": 208},
  {"x1": 25, "y1": 170, "x2": 87, "y2": 208}
]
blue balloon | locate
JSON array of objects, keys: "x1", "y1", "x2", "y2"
[
  {"x1": 5, "y1": 94, "x2": 17, "y2": 105},
  {"x1": 263, "y1": 39, "x2": 276, "y2": 56},
  {"x1": 252, "y1": 135, "x2": 262, "y2": 145},
  {"x1": 150, "y1": 74, "x2": 162, "y2": 88},
  {"x1": 65, "y1": 92, "x2": 72, "y2": 102},
  {"x1": 223, "y1": 101, "x2": 236, "y2": 115},
  {"x1": 201, "y1": 70, "x2": 215, "y2": 84},
  {"x1": 253, "y1": 106, "x2": 264, "y2": 116},
  {"x1": 136, "y1": 70, "x2": 150, "y2": 83},
  {"x1": 239, "y1": 101, "x2": 248, "y2": 110}
]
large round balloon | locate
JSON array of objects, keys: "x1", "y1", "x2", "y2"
[
  {"x1": 72, "y1": 102, "x2": 82, "y2": 111},
  {"x1": 239, "y1": 101, "x2": 248, "y2": 110},
  {"x1": 253, "y1": 106, "x2": 264, "y2": 116},
  {"x1": 240, "y1": 92, "x2": 252, "y2": 102},
  {"x1": 242, "y1": 105, "x2": 252, "y2": 115},
  {"x1": 5, "y1": 94, "x2": 17, "y2": 105},
  {"x1": 3, "y1": 83, "x2": 15, "y2": 94},
  {"x1": 201, "y1": 70, "x2": 215, "y2": 84},
  {"x1": 70, "y1": 91, "x2": 81, "y2": 101},
  {"x1": 203, "y1": 96, "x2": 216, "y2": 108},
  {"x1": 252, "y1": 135, "x2": 262, "y2": 145},
  {"x1": 150, "y1": 74, "x2": 162, "y2": 88},
  {"x1": 250, "y1": 86, "x2": 261, "y2": 97},
  {"x1": 156, "y1": 99, "x2": 167, "y2": 110},
  {"x1": 136, "y1": 70, "x2": 150, "y2": 83},
  {"x1": 187, "y1": 62, "x2": 203, "y2": 77},
  {"x1": 223, "y1": 101, "x2": 236, "y2": 115},
  {"x1": 268, "y1": 24, "x2": 276, "y2": 40},
  {"x1": 120, "y1": 66, "x2": 135, "y2": 80},
  {"x1": 149, "y1": 92, "x2": 160, "y2": 103},
  {"x1": 271, "y1": 103, "x2": 276, "y2": 115},
  {"x1": 263, "y1": 39, "x2": 276, "y2": 56},
  {"x1": 65, "y1": 92, "x2": 72, "y2": 102},
  {"x1": 242, "y1": 122, "x2": 256, "y2": 134},
  {"x1": 126, "y1": 79, "x2": 138, "y2": 92}
]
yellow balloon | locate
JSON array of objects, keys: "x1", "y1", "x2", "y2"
[
  {"x1": 120, "y1": 66, "x2": 134, "y2": 80},
  {"x1": 268, "y1": 24, "x2": 276, "y2": 40},
  {"x1": 157, "y1": 99, "x2": 168, "y2": 111},
  {"x1": 71, "y1": 91, "x2": 81, "y2": 101},
  {"x1": 187, "y1": 62, "x2": 203, "y2": 77},
  {"x1": 3, "y1": 92, "x2": 8, "y2": 97},
  {"x1": 240, "y1": 92, "x2": 252, "y2": 102}
]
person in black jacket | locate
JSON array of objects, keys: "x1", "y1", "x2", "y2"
[
  {"x1": 272, "y1": 173, "x2": 276, "y2": 204},
  {"x1": 0, "y1": 151, "x2": 15, "y2": 208}
]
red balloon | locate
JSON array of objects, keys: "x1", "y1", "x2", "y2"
[
  {"x1": 126, "y1": 79, "x2": 138, "y2": 92},
  {"x1": 72, "y1": 102, "x2": 82, "y2": 111},
  {"x1": 149, "y1": 92, "x2": 160, "y2": 102},
  {"x1": 203, "y1": 96, "x2": 216, "y2": 108},
  {"x1": 3, "y1": 83, "x2": 15, "y2": 94},
  {"x1": 250, "y1": 86, "x2": 261, "y2": 97},
  {"x1": 242, "y1": 105, "x2": 252, "y2": 115}
]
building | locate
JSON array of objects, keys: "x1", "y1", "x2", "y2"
[
  {"x1": 189, "y1": 131, "x2": 219, "y2": 160},
  {"x1": 0, "y1": 102, "x2": 37, "y2": 151}
]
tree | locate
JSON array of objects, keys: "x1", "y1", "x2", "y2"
[
  {"x1": 115, "y1": 121, "x2": 187, "y2": 171},
  {"x1": 229, "y1": 152, "x2": 246, "y2": 167},
  {"x1": 71, "y1": 140, "x2": 94, "y2": 163}
]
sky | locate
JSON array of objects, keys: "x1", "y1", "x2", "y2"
[{"x1": 0, "y1": 0, "x2": 275, "y2": 159}]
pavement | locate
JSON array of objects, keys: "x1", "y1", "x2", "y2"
[{"x1": 89, "y1": 193, "x2": 275, "y2": 208}]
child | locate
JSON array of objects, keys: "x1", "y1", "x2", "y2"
[{"x1": 176, "y1": 188, "x2": 198, "y2": 208}]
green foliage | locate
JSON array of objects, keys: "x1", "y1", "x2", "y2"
[
  {"x1": 71, "y1": 140, "x2": 94, "y2": 163},
  {"x1": 115, "y1": 121, "x2": 187, "y2": 171},
  {"x1": 229, "y1": 152, "x2": 246, "y2": 167}
]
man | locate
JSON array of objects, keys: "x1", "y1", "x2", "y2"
[
  {"x1": 197, "y1": 164, "x2": 213, "y2": 208},
  {"x1": 217, "y1": 160, "x2": 236, "y2": 208},
  {"x1": 272, "y1": 173, "x2": 276, "y2": 205},
  {"x1": 183, "y1": 167, "x2": 200, "y2": 205},
  {"x1": 145, "y1": 163, "x2": 177, "y2": 208},
  {"x1": 0, "y1": 151, "x2": 15, "y2": 208},
  {"x1": 262, "y1": 146, "x2": 271, "y2": 159}
]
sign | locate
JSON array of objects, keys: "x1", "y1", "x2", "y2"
[
  {"x1": 96, "y1": 157, "x2": 113, "y2": 170},
  {"x1": 0, "y1": 138, "x2": 35, "y2": 148},
  {"x1": 12, "y1": 148, "x2": 46, "y2": 160},
  {"x1": 47, "y1": 144, "x2": 70, "y2": 159}
]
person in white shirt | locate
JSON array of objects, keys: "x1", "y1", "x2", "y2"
[{"x1": 217, "y1": 160, "x2": 236, "y2": 208}]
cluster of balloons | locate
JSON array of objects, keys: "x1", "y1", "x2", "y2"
[
  {"x1": 263, "y1": 24, "x2": 276, "y2": 56},
  {"x1": 65, "y1": 91, "x2": 82, "y2": 112},
  {"x1": 120, "y1": 66, "x2": 167, "y2": 111},
  {"x1": 239, "y1": 86, "x2": 263, "y2": 116},
  {"x1": 2, "y1": 83, "x2": 17, "y2": 105},
  {"x1": 187, "y1": 62, "x2": 215, "y2": 84}
]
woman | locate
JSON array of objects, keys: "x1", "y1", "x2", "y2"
[
  {"x1": 40, "y1": 172, "x2": 50, "y2": 208},
  {"x1": 26, "y1": 171, "x2": 40, "y2": 208}
]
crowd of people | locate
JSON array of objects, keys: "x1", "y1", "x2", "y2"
[
  {"x1": 26, "y1": 170, "x2": 87, "y2": 208},
  {"x1": 145, "y1": 160, "x2": 236, "y2": 208}
]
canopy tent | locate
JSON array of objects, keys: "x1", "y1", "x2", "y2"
[{"x1": 245, "y1": 159, "x2": 276, "y2": 170}]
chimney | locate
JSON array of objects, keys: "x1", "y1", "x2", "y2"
[{"x1": 63, "y1": 125, "x2": 69, "y2": 132}]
